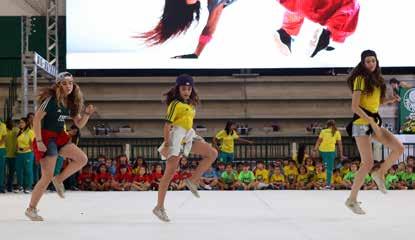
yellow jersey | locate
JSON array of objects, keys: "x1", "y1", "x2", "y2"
[
  {"x1": 270, "y1": 174, "x2": 285, "y2": 183},
  {"x1": 332, "y1": 175, "x2": 343, "y2": 184},
  {"x1": 319, "y1": 129, "x2": 341, "y2": 152},
  {"x1": 16, "y1": 129, "x2": 35, "y2": 153},
  {"x1": 254, "y1": 168, "x2": 269, "y2": 183},
  {"x1": 284, "y1": 166, "x2": 299, "y2": 177},
  {"x1": 297, "y1": 173, "x2": 309, "y2": 183},
  {"x1": 314, "y1": 171, "x2": 326, "y2": 183},
  {"x1": 306, "y1": 165, "x2": 315, "y2": 173},
  {"x1": 215, "y1": 130, "x2": 239, "y2": 153},
  {"x1": 165, "y1": 100, "x2": 196, "y2": 131},
  {"x1": 353, "y1": 76, "x2": 381, "y2": 125},
  {"x1": 0, "y1": 122, "x2": 7, "y2": 148}
]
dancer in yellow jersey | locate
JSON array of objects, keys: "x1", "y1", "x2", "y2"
[
  {"x1": 154, "y1": 74, "x2": 218, "y2": 222},
  {"x1": 345, "y1": 50, "x2": 403, "y2": 215}
]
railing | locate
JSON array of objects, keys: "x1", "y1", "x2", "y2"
[
  {"x1": 3, "y1": 77, "x2": 18, "y2": 120},
  {"x1": 77, "y1": 136, "x2": 415, "y2": 164},
  {"x1": 78, "y1": 136, "x2": 358, "y2": 162}
]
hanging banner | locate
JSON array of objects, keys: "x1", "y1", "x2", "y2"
[{"x1": 400, "y1": 88, "x2": 415, "y2": 134}]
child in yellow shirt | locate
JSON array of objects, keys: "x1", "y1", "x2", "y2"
[
  {"x1": 270, "y1": 166, "x2": 286, "y2": 190},
  {"x1": 296, "y1": 165, "x2": 310, "y2": 190}
]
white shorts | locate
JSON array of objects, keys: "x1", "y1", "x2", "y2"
[{"x1": 158, "y1": 126, "x2": 204, "y2": 160}]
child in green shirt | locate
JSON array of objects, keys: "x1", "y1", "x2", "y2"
[
  {"x1": 363, "y1": 174, "x2": 377, "y2": 190},
  {"x1": 237, "y1": 163, "x2": 256, "y2": 190},
  {"x1": 386, "y1": 167, "x2": 401, "y2": 190},
  {"x1": 343, "y1": 162, "x2": 358, "y2": 189},
  {"x1": 219, "y1": 164, "x2": 239, "y2": 190}
]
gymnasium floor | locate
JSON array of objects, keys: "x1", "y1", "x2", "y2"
[{"x1": 1, "y1": 190, "x2": 413, "y2": 240}]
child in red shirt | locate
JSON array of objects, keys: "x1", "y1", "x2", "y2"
[
  {"x1": 131, "y1": 166, "x2": 151, "y2": 191},
  {"x1": 91, "y1": 164, "x2": 112, "y2": 191},
  {"x1": 111, "y1": 164, "x2": 132, "y2": 191},
  {"x1": 77, "y1": 164, "x2": 95, "y2": 191},
  {"x1": 150, "y1": 164, "x2": 163, "y2": 190}
]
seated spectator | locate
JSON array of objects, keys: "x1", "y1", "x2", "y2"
[
  {"x1": 105, "y1": 158, "x2": 116, "y2": 176},
  {"x1": 254, "y1": 161, "x2": 270, "y2": 190},
  {"x1": 396, "y1": 162, "x2": 406, "y2": 180},
  {"x1": 402, "y1": 165, "x2": 415, "y2": 189},
  {"x1": 407, "y1": 156, "x2": 415, "y2": 167},
  {"x1": 92, "y1": 155, "x2": 107, "y2": 172},
  {"x1": 340, "y1": 160, "x2": 351, "y2": 178},
  {"x1": 219, "y1": 164, "x2": 239, "y2": 190},
  {"x1": 305, "y1": 158, "x2": 315, "y2": 178},
  {"x1": 132, "y1": 156, "x2": 146, "y2": 175},
  {"x1": 343, "y1": 162, "x2": 358, "y2": 189},
  {"x1": 77, "y1": 164, "x2": 95, "y2": 191},
  {"x1": 296, "y1": 165, "x2": 309, "y2": 190},
  {"x1": 111, "y1": 164, "x2": 133, "y2": 191},
  {"x1": 331, "y1": 169, "x2": 345, "y2": 190},
  {"x1": 284, "y1": 160, "x2": 299, "y2": 190},
  {"x1": 216, "y1": 162, "x2": 226, "y2": 176},
  {"x1": 386, "y1": 166, "x2": 406, "y2": 190},
  {"x1": 282, "y1": 159, "x2": 290, "y2": 171},
  {"x1": 91, "y1": 164, "x2": 112, "y2": 191},
  {"x1": 200, "y1": 166, "x2": 219, "y2": 190},
  {"x1": 150, "y1": 164, "x2": 164, "y2": 190},
  {"x1": 116, "y1": 154, "x2": 132, "y2": 174},
  {"x1": 363, "y1": 173, "x2": 377, "y2": 190},
  {"x1": 309, "y1": 162, "x2": 326, "y2": 190},
  {"x1": 270, "y1": 166, "x2": 285, "y2": 190},
  {"x1": 236, "y1": 163, "x2": 244, "y2": 174},
  {"x1": 237, "y1": 163, "x2": 256, "y2": 190},
  {"x1": 131, "y1": 166, "x2": 152, "y2": 191}
]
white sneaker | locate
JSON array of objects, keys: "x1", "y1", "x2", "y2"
[
  {"x1": 371, "y1": 171, "x2": 387, "y2": 194},
  {"x1": 184, "y1": 179, "x2": 200, "y2": 198},
  {"x1": 52, "y1": 177, "x2": 65, "y2": 198},
  {"x1": 25, "y1": 207, "x2": 44, "y2": 221},
  {"x1": 152, "y1": 207, "x2": 170, "y2": 222},
  {"x1": 345, "y1": 198, "x2": 366, "y2": 215}
]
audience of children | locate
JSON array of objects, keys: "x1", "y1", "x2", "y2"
[{"x1": 25, "y1": 154, "x2": 415, "y2": 192}]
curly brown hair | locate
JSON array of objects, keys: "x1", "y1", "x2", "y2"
[{"x1": 37, "y1": 82, "x2": 84, "y2": 117}]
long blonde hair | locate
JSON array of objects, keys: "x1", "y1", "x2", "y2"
[{"x1": 37, "y1": 82, "x2": 84, "y2": 117}]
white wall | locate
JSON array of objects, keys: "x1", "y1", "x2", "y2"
[{"x1": 0, "y1": 0, "x2": 65, "y2": 16}]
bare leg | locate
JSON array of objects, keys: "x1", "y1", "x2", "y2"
[
  {"x1": 349, "y1": 136, "x2": 373, "y2": 201},
  {"x1": 29, "y1": 156, "x2": 57, "y2": 208},
  {"x1": 55, "y1": 143, "x2": 88, "y2": 183},
  {"x1": 373, "y1": 128, "x2": 404, "y2": 175},
  {"x1": 156, "y1": 156, "x2": 180, "y2": 209},
  {"x1": 188, "y1": 141, "x2": 218, "y2": 183}
]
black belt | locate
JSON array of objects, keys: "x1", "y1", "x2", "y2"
[{"x1": 346, "y1": 107, "x2": 382, "y2": 137}]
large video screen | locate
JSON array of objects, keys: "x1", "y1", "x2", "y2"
[{"x1": 66, "y1": 0, "x2": 414, "y2": 69}]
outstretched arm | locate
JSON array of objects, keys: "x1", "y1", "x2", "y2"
[
  {"x1": 174, "y1": 4, "x2": 225, "y2": 58},
  {"x1": 195, "y1": 4, "x2": 225, "y2": 56}
]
